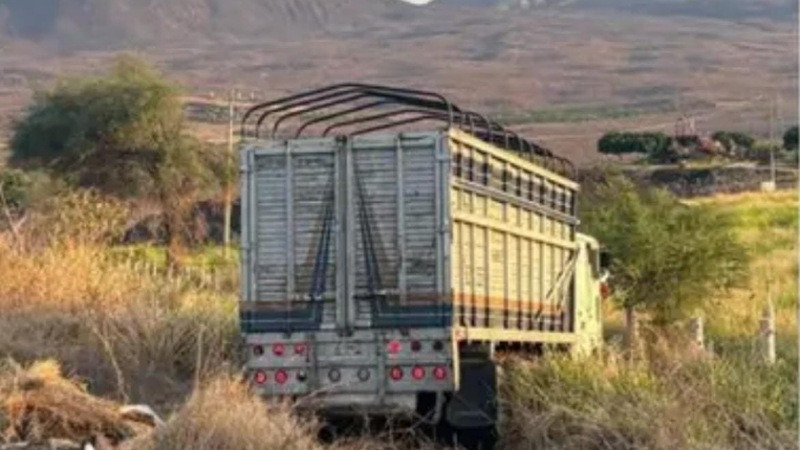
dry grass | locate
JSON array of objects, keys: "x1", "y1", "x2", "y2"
[
  {"x1": 134, "y1": 374, "x2": 324, "y2": 450},
  {"x1": 694, "y1": 191, "x2": 797, "y2": 340},
  {"x1": 513, "y1": 190, "x2": 798, "y2": 450},
  {"x1": 0, "y1": 191, "x2": 239, "y2": 410},
  {"x1": 1, "y1": 185, "x2": 796, "y2": 449},
  {"x1": 502, "y1": 340, "x2": 796, "y2": 450},
  {"x1": 0, "y1": 359, "x2": 133, "y2": 445}
]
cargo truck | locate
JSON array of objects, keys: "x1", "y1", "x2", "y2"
[{"x1": 238, "y1": 84, "x2": 605, "y2": 449}]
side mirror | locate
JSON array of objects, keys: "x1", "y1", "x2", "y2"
[{"x1": 599, "y1": 249, "x2": 612, "y2": 271}]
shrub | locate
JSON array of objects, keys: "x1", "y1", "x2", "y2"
[
  {"x1": 580, "y1": 174, "x2": 748, "y2": 324},
  {"x1": 783, "y1": 126, "x2": 798, "y2": 151},
  {"x1": 744, "y1": 141, "x2": 782, "y2": 164},
  {"x1": 0, "y1": 191, "x2": 238, "y2": 406},
  {"x1": 598, "y1": 131, "x2": 672, "y2": 158},
  {"x1": 135, "y1": 374, "x2": 324, "y2": 450},
  {"x1": 501, "y1": 346, "x2": 796, "y2": 450},
  {"x1": 712, "y1": 131, "x2": 756, "y2": 155}
]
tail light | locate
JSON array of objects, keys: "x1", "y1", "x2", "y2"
[
  {"x1": 296, "y1": 371, "x2": 307, "y2": 383},
  {"x1": 275, "y1": 369, "x2": 289, "y2": 385},
  {"x1": 357, "y1": 368, "x2": 370, "y2": 382},
  {"x1": 387, "y1": 340, "x2": 401, "y2": 354},
  {"x1": 272, "y1": 343, "x2": 285, "y2": 357},
  {"x1": 600, "y1": 282, "x2": 611, "y2": 300},
  {"x1": 254, "y1": 370, "x2": 268, "y2": 385},
  {"x1": 389, "y1": 367, "x2": 404, "y2": 381},
  {"x1": 411, "y1": 366, "x2": 425, "y2": 380},
  {"x1": 294, "y1": 343, "x2": 307, "y2": 355},
  {"x1": 410, "y1": 340, "x2": 422, "y2": 352},
  {"x1": 252, "y1": 345, "x2": 264, "y2": 356},
  {"x1": 433, "y1": 366, "x2": 447, "y2": 380},
  {"x1": 432, "y1": 340, "x2": 444, "y2": 352},
  {"x1": 328, "y1": 368, "x2": 342, "y2": 382}
]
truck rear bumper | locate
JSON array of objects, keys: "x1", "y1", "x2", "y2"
[{"x1": 245, "y1": 328, "x2": 455, "y2": 412}]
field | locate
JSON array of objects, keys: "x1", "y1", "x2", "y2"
[{"x1": 0, "y1": 186, "x2": 796, "y2": 448}]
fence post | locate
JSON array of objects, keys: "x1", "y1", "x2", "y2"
[
  {"x1": 689, "y1": 316, "x2": 705, "y2": 351},
  {"x1": 760, "y1": 298, "x2": 776, "y2": 365}
]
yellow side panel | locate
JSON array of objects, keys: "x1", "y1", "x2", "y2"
[
  {"x1": 519, "y1": 236, "x2": 530, "y2": 327},
  {"x1": 474, "y1": 223, "x2": 487, "y2": 326},
  {"x1": 489, "y1": 229, "x2": 504, "y2": 327}
]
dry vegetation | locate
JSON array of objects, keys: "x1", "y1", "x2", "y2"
[
  {"x1": 502, "y1": 190, "x2": 798, "y2": 450},
  {"x1": 0, "y1": 184, "x2": 796, "y2": 449}
]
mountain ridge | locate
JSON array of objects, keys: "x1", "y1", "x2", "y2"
[{"x1": 0, "y1": 0, "x2": 795, "y2": 50}]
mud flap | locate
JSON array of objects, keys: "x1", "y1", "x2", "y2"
[{"x1": 445, "y1": 359, "x2": 497, "y2": 428}]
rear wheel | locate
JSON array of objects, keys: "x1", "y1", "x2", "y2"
[{"x1": 455, "y1": 425, "x2": 497, "y2": 450}]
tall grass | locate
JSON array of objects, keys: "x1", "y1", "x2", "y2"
[
  {"x1": 0, "y1": 191, "x2": 239, "y2": 410},
  {"x1": 502, "y1": 344, "x2": 796, "y2": 450},
  {"x1": 134, "y1": 374, "x2": 325, "y2": 450},
  {"x1": 503, "y1": 190, "x2": 798, "y2": 450}
]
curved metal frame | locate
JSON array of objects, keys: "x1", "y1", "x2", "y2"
[{"x1": 240, "y1": 83, "x2": 575, "y2": 178}]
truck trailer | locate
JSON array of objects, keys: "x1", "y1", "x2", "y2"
[{"x1": 238, "y1": 84, "x2": 604, "y2": 449}]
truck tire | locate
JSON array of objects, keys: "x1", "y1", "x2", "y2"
[{"x1": 455, "y1": 425, "x2": 497, "y2": 450}]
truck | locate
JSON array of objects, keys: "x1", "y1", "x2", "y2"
[{"x1": 238, "y1": 83, "x2": 605, "y2": 449}]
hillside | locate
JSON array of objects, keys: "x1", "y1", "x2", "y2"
[
  {"x1": 0, "y1": 0, "x2": 408, "y2": 47},
  {"x1": 0, "y1": 0, "x2": 796, "y2": 164},
  {"x1": 0, "y1": 0, "x2": 795, "y2": 47}
]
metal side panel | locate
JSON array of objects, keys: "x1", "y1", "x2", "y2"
[{"x1": 446, "y1": 129, "x2": 579, "y2": 340}]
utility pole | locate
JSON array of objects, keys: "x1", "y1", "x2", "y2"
[
  {"x1": 223, "y1": 89, "x2": 235, "y2": 257},
  {"x1": 769, "y1": 96, "x2": 777, "y2": 185}
]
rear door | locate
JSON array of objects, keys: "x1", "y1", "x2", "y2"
[{"x1": 240, "y1": 132, "x2": 451, "y2": 335}]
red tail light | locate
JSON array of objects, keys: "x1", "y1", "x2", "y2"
[
  {"x1": 433, "y1": 366, "x2": 447, "y2": 380},
  {"x1": 275, "y1": 369, "x2": 289, "y2": 385},
  {"x1": 387, "y1": 340, "x2": 401, "y2": 354},
  {"x1": 252, "y1": 345, "x2": 264, "y2": 356},
  {"x1": 411, "y1": 366, "x2": 425, "y2": 380},
  {"x1": 600, "y1": 282, "x2": 611, "y2": 300},
  {"x1": 389, "y1": 367, "x2": 404, "y2": 381},
  {"x1": 294, "y1": 343, "x2": 307, "y2": 355},
  {"x1": 410, "y1": 340, "x2": 422, "y2": 352},
  {"x1": 272, "y1": 343, "x2": 285, "y2": 357},
  {"x1": 254, "y1": 370, "x2": 268, "y2": 385}
]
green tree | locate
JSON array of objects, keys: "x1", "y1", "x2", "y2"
[
  {"x1": 580, "y1": 173, "x2": 747, "y2": 324},
  {"x1": 712, "y1": 131, "x2": 755, "y2": 156},
  {"x1": 598, "y1": 131, "x2": 673, "y2": 161},
  {"x1": 11, "y1": 55, "x2": 211, "y2": 198},
  {"x1": 10, "y1": 55, "x2": 217, "y2": 264},
  {"x1": 783, "y1": 126, "x2": 798, "y2": 151}
]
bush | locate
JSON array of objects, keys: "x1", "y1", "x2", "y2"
[
  {"x1": 136, "y1": 374, "x2": 323, "y2": 450},
  {"x1": 10, "y1": 55, "x2": 219, "y2": 201},
  {"x1": 580, "y1": 173, "x2": 748, "y2": 323},
  {"x1": 712, "y1": 131, "x2": 756, "y2": 155},
  {"x1": 502, "y1": 345, "x2": 796, "y2": 450},
  {"x1": 0, "y1": 192, "x2": 238, "y2": 406},
  {"x1": 598, "y1": 131, "x2": 672, "y2": 159},
  {"x1": 783, "y1": 126, "x2": 798, "y2": 151},
  {"x1": 744, "y1": 141, "x2": 782, "y2": 165},
  {"x1": 0, "y1": 169, "x2": 30, "y2": 212}
]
